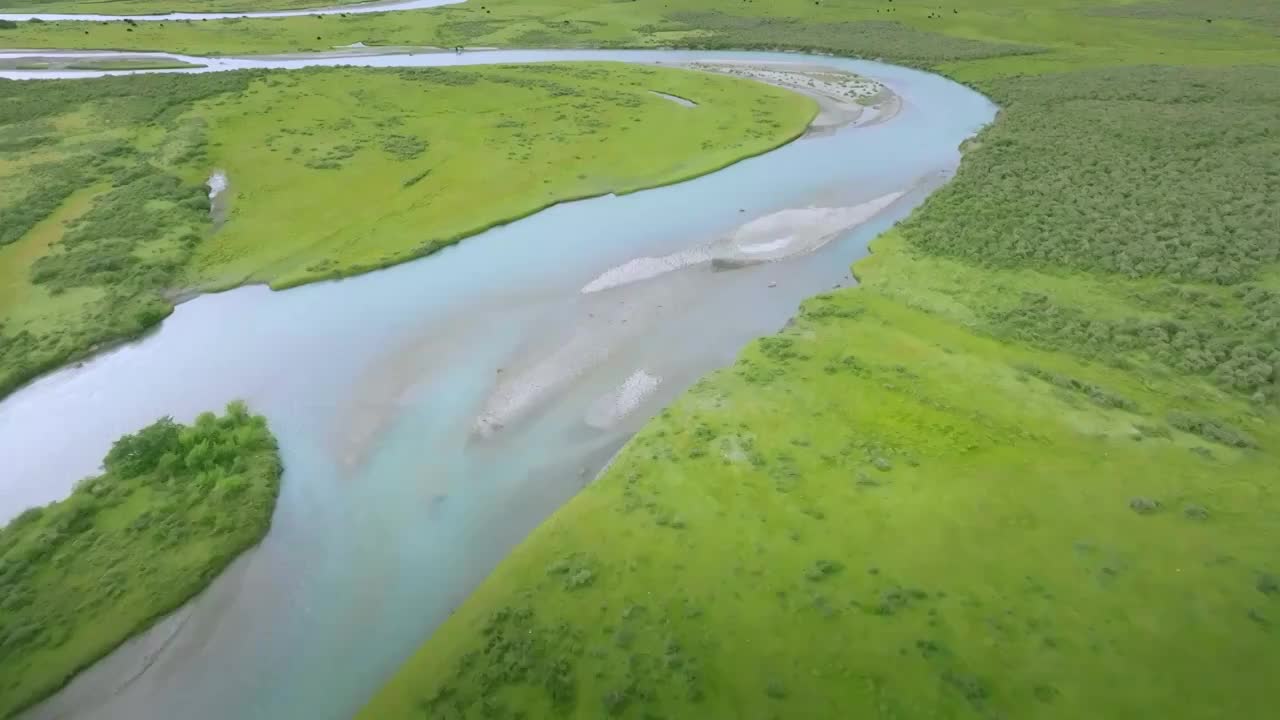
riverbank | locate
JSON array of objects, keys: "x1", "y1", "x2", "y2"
[
  {"x1": 0, "y1": 61, "x2": 815, "y2": 406},
  {"x1": 0, "y1": 403, "x2": 281, "y2": 719}
]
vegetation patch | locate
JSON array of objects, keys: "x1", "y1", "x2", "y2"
[
  {"x1": 0, "y1": 63, "x2": 814, "y2": 403},
  {"x1": 0, "y1": 402, "x2": 281, "y2": 718}
]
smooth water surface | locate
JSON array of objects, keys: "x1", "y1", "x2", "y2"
[{"x1": 0, "y1": 49, "x2": 995, "y2": 719}]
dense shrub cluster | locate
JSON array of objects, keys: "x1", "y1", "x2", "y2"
[
  {"x1": 0, "y1": 73, "x2": 256, "y2": 401},
  {"x1": 901, "y1": 66, "x2": 1280, "y2": 285},
  {"x1": 0, "y1": 403, "x2": 281, "y2": 717},
  {"x1": 0, "y1": 162, "x2": 80, "y2": 247},
  {"x1": 896, "y1": 66, "x2": 1279, "y2": 401},
  {"x1": 1016, "y1": 364, "x2": 1137, "y2": 411},
  {"x1": 0, "y1": 72, "x2": 255, "y2": 126},
  {"x1": 990, "y1": 286, "x2": 1278, "y2": 398},
  {"x1": 30, "y1": 173, "x2": 208, "y2": 292},
  {"x1": 1167, "y1": 411, "x2": 1257, "y2": 449}
]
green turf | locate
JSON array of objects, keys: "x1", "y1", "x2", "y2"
[
  {"x1": 1, "y1": 0, "x2": 1277, "y2": 62},
  {"x1": 0, "y1": 403, "x2": 281, "y2": 719},
  {"x1": 0, "y1": 0, "x2": 371, "y2": 13},
  {"x1": 353, "y1": 2, "x2": 1280, "y2": 718},
  {"x1": 0, "y1": 63, "x2": 815, "y2": 400}
]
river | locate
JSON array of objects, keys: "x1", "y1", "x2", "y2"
[{"x1": 0, "y1": 47, "x2": 995, "y2": 719}]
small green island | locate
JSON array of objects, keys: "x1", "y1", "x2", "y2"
[{"x1": 0, "y1": 402, "x2": 282, "y2": 718}]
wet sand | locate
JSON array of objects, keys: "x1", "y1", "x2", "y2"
[
  {"x1": 469, "y1": 191, "x2": 906, "y2": 438},
  {"x1": 683, "y1": 61, "x2": 902, "y2": 135}
]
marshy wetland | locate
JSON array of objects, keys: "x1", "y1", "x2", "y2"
[{"x1": 1, "y1": 1, "x2": 1278, "y2": 719}]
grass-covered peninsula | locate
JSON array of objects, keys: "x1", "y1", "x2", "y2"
[
  {"x1": 356, "y1": 2, "x2": 1280, "y2": 719},
  {"x1": 0, "y1": 402, "x2": 281, "y2": 719},
  {"x1": 0, "y1": 62, "x2": 814, "y2": 401}
]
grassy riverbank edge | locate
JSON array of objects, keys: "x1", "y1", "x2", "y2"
[
  {"x1": 0, "y1": 404, "x2": 283, "y2": 719},
  {"x1": 0, "y1": 62, "x2": 817, "y2": 401},
  {"x1": 263, "y1": 112, "x2": 815, "y2": 291}
]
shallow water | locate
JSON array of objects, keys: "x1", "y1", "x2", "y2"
[
  {"x1": 0, "y1": 49, "x2": 995, "y2": 719},
  {"x1": 0, "y1": 0, "x2": 460, "y2": 23}
]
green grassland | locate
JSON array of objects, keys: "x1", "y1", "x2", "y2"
[
  {"x1": 0, "y1": 402, "x2": 281, "y2": 719},
  {"x1": 352, "y1": 1, "x2": 1280, "y2": 719},
  {"x1": 0, "y1": 0, "x2": 1276, "y2": 63},
  {"x1": 0, "y1": 0, "x2": 370, "y2": 13},
  {"x1": 0, "y1": 63, "x2": 815, "y2": 400}
]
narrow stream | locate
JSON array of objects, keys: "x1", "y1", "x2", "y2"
[{"x1": 0, "y1": 49, "x2": 995, "y2": 719}]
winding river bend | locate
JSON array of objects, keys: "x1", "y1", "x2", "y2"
[{"x1": 0, "y1": 46, "x2": 994, "y2": 719}]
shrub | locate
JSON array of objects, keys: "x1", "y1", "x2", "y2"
[{"x1": 1167, "y1": 412, "x2": 1257, "y2": 449}]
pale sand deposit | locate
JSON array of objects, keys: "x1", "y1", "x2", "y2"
[
  {"x1": 584, "y1": 370, "x2": 662, "y2": 430},
  {"x1": 474, "y1": 191, "x2": 906, "y2": 436},
  {"x1": 579, "y1": 191, "x2": 905, "y2": 294},
  {"x1": 684, "y1": 61, "x2": 901, "y2": 135}
]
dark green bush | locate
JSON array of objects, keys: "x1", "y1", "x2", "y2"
[{"x1": 1167, "y1": 411, "x2": 1258, "y2": 449}]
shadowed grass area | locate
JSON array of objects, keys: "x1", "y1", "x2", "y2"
[
  {"x1": 0, "y1": 402, "x2": 281, "y2": 719},
  {"x1": 0, "y1": 62, "x2": 815, "y2": 400}
]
